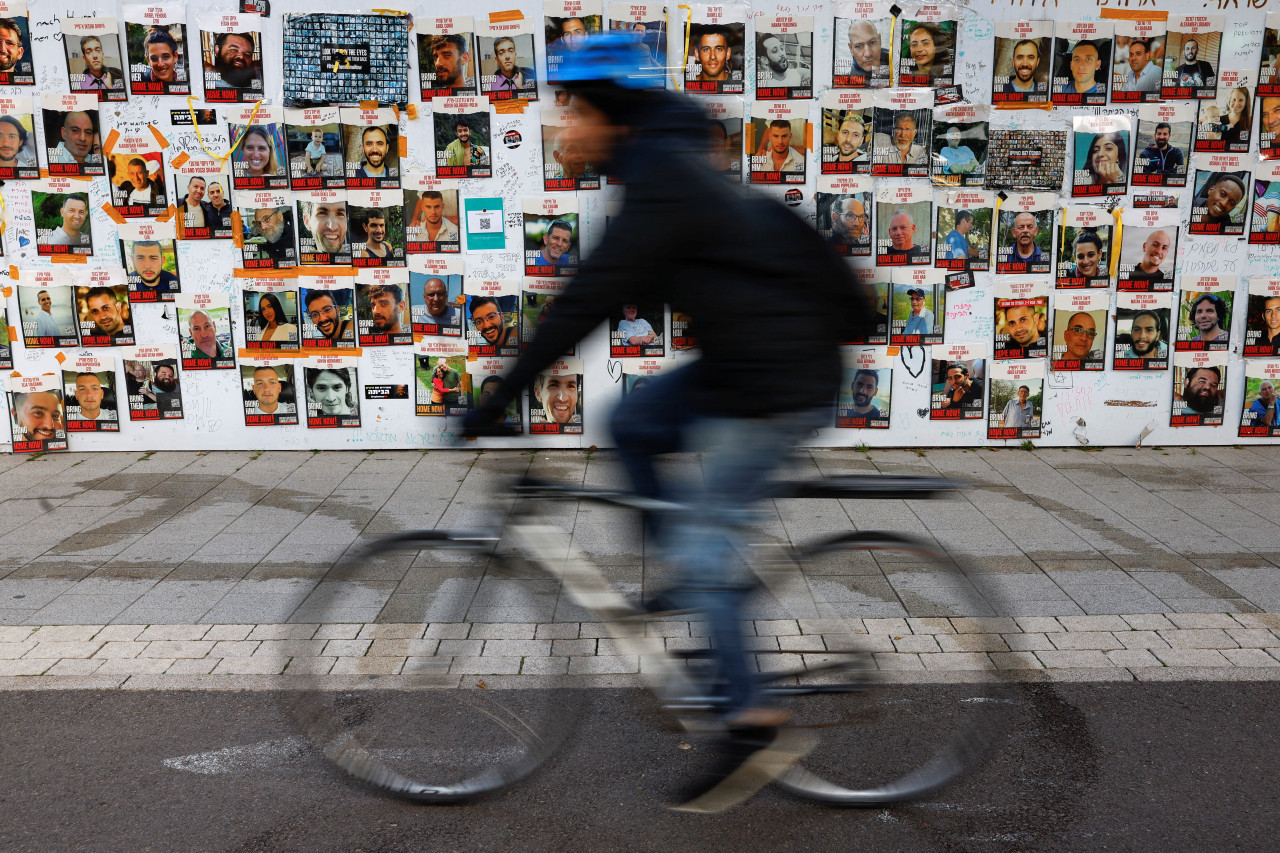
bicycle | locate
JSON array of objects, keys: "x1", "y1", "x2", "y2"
[{"x1": 291, "y1": 471, "x2": 1009, "y2": 809}]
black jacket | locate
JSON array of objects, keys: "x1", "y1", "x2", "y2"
[{"x1": 487, "y1": 91, "x2": 870, "y2": 418}]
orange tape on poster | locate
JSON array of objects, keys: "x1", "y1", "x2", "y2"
[
  {"x1": 54, "y1": 352, "x2": 66, "y2": 364},
  {"x1": 300, "y1": 347, "x2": 363, "y2": 357},
  {"x1": 101, "y1": 128, "x2": 121, "y2": 156},
  {"x1": 231, "y1": 211, "x2": 244, "y2": 248},
  {"x1": 398, "y1": 135, "x2": 408, "y2": 156},
  {"x1": 155, "y1": 204, "x2": 176, "y2": 223},
  {"x1": 1099, "y1": 8, "x2": 1169, "y2": 21},
  {"x1": 994, "y1": 101, "x2": 1055, "y2": 112},
  {"x1": 360, "y1": 99, "x2": 379, "y2": 109},
  {"x1": 494, "y1": 99, "x2": 529, "y2": 115},
  {"x1": 490, "y1": 9, "x2": 524, "y2": 23},
  {"x1": 405, "y1": 104, "x2": 419, "y2": 120},
  {"x1": 149, "y1": 124, "x2": 170, "y2": 149},
  {"x1": 170, "y1": 151, "x2": 190, "y2": 170},
  {"x1": 100, "y1": 203, "x2": 126, "y2": 225},
  {"x1": 50, "y1": 254, "x2": 88, "y2": 264}
]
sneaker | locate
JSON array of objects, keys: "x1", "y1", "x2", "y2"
[{"x1": 669, "y1": 725, "x2": 816, "y2": 814}]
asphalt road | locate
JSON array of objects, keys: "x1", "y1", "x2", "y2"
[{"x1": 2, "y1": 682, "x2": 1277, "y2": 852}]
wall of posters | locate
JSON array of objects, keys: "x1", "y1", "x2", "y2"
[{"x1": 0, "y1": 0, "x2": 1278, "y2": 453}]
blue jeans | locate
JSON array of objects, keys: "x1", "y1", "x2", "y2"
[{"x1": 611, "y1": 366, "x2": 823, "y2": 718}]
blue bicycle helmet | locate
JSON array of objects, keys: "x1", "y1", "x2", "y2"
[{"x1": 546, "y1": 31, "x2": 664, "y2": 88}]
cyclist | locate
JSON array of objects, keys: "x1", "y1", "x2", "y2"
[{"x1": 465, "y1": 33, "x2": 871, "y2": 812}]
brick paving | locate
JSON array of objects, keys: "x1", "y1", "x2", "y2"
[{"x1": 2, "y1": 446, "x2": 1280, "y2": 687}]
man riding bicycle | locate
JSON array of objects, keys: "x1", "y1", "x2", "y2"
[{"x1": 466, "y1": 34, "x2": 872, "y2": 811}]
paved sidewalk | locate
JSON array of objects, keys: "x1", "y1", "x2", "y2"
[{"x1": 2, "y1": 445, "x2": 1280, "y2": 686}]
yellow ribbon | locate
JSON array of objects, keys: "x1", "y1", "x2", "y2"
[
  {"x1": 187, "y1": 96, "x2": 263, "y2": 165},
  {"x1": 677, "y1": 5, "x2": 691, "y2": 90},
  {"x1": 889, "y1": 13, "x2": 897, "y2": 87},
  {"x1": 1109, "y1": 207, "x2": 1123, "y2": 280}
]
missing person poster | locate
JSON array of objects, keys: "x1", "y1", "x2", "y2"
[
  {"x1": 1114, "y1": 291, "x2": 1172, "y2": 371},
  {"x1": 435, "y1": 96, "x2": 492, "y2": 181},
  {"x1": 300, "y1": 274, "x2": 357, "y2": 349},
  {"x1": 890, "y1": 266, "x2": 944, "y2": 345},
  {"x1": 995, "y1": 193, "x2": 1054, "y2": 275},
  {"x1": 529, "y1": 357, "x2": 582, "y2": 434},
  {"x1": 173, "y1": 157, "x2": 233, "y2": 239},
  {"x1": 0, "y1": 4, "x2": 34, "y2": 87},
  {"x1": 107, "y1": 134, "x2": 166, "y2": 218},
  {"x1": 468, "y1": 356, "x2": 521, "y2": 430},
  {"x1": 419, "y1": 16, "x2": 478, "y2": 99},
  {"x1": 415, "y1": 337, "x2": 469, "y2": 417},
  {"x1": 342, "y1": 106, "x2": 400, "y2": 190},
  {"x1": 609, "y1": 300, "x2": 663, "y2": 358},
  {"x1": 176, "y1": 292, "x2": 235, "y2": 370},
  {"x1": 755, "y1": 15, "x2": 813, "y2": 100},
  {"x1": 1051, "y1": 21, "x2": 1111, "y2": 107},
  {"x1": 685, "y1": 4, "x2": 747, "y2": 95},
  {"x1": 622, "y1": 357, "x2": 674, "y2": 400},
  {"x1": 1172, "y1": 351, "x2": 1226, "y2": 427},
  {"x1": 935, "y1": 190, "x2": 993, "y2": 289},
  {"x1": 993, "y1": 280, "x2": 1048, "y2": 360},
  {"x1": 837, "y1": 347, "x2": 891, "y2": 429},
  {"x1": 703, "y1": 97, "x2": 743, "y2": 180},
  {"x1": 1116, "y1": 209, "x2": 1179, "y2": 292},
  {"x1": 821, "y1": 90, "x2": 871, "y2": 175},
  {"x1": 238, "y1": 190, "x2": 297, "y2": 270},
  {"x1": 1132, "y1": 102, "x2": 1193, "y2": 188},
  {"x1": 478, "y1": 12, "x2": 539, "y2": 102},
  {"x1": 18, "y1": 274, "x2": 78, "y2": 349},
  {"x1": 992, "y1": 20, "x2": 1051, "y2": 105},
  {"x1": 466, "y1": 279, "x2": 520, "y2": 357},
  {"x1": 119, "y1": 219, "x2": 180, "y2": 303},
  {"x1": 0, "y1": 96, "x2": 37, "y2": 179},
  {"x1": 1161, "y1": 14, "x2": 1222, "y2": 100},
  {"x1": 545, "y1": 0, "x2": 602, "y2": 80},
  {"x1": 523, "y1": 196, "x2": 578, "y2": 275},
  {"x1": 931, "y1": 343, "x2": 985, "y2": 421},
  {"x1": 41, "y1": 93, "x2": 103, "y2": 177},
  {"x1": 747, "y1": 99, "x2": 807, "y2": 184},
  {"x1": 931, "y1": 103, "x2": 986, "y2": 188},
  {"x1": 1244, "y1": 279, "x2": 1280, "y2": 357},
  {"x1": 240, "y1": 356, "x2": 299, "y2": 426},
  {"x1": 6, "y1": 372, "x2": 67, "y2": 453},
  {"x1": 242, "y1": 277, "x2": 301, "y2": 350},
  {"x1": 295, "y1": 189, "x2": 351, "y2": 266},
  {"x1": 32, "y1": 177, "x2": 93, "y2": 258},
  {"x1": 845, "y1": 265, "x2": 889, "y2": 345},
  {"x1": 871, "y1": 88, "x2": 930, "y2": 179},
  {"x1": 411, "y1": 255, "x2": 464, "y2": 337},
  {"x1": 198, "y1": 14, "x2": 264, "y2": 103},
  {"x1": 61, "y1": 17, "x2": 126, "y2": 103},
  {"x1": 897, "y1": 3, "x2": 957, "y2": 88},
  {"x1": 1175, "y1": 278, "x2": 1234, "y2": 352},
  {"x1": 607, "y1": 3, "x2": 666, "y2": 89},
  {"x1": 832, "y1": 2, "x2": 892, "y2": 89},
  {"x1": 1250, "y1": 159, "x2": 1280, "y2": 246},
  {"x1": 303, "y1": 355, "x2": 361, "y2": 429},
  {"x1": 1260, "y1": 12, "x2": 1280, "y2": 97},
  {"x1": 228, "y1": 105, "x2": 287, "y2": 192},
  {"x1": 816, "y1": 174, "x2": 872, "y2": 258},
  {"x1": 1110, "y1": 19, "x2": 1165, "y2": 104},
  {"x1": 1051, "y1": 290, "x2": 1107, "y2": 372},
  {"x1": 1262, "y1": 91, "x2": 1280, "y2": 160},
  {"x1": 1056, "y1": 205, "x2": 1113, "y2": 289},
  {"x1": 541, "y1": 105, "x2": 596, "y2": 190},
  {"x1": 285, "y1": 107, "x2": 345, "y2": 191},
  {"x1": 875, "y1": 183, "x2": 931, "y2": 267},
  {"x1": 1195, "y1": 70, "x2": 1253, "y2": 154},
  {"x1": 0, "y1": 300, "x2": 10, "y2": 370},
  {"x1": 122, "y1": 345, "x2": 182, "y2": 421},
  {"x1": 349, "y1": 189, "x2": 406, "y2": 267},
  {"x1": 1189, "y1": 156, "x2": 1250, "y2": 236},
  {"x1": 1239, "y1": 360, "x2": 1280, "y2": 437},
  {"x1": 988, "y1": 360, "x2": 1043, "y2": 441},
  {"x1": 124, "y1": 5, "x2": 190, "y2": 96},
  {"x1": 1072, "y1": 114, "x2": 1131, "y2": 198},
  {"x1": 355, "y1": 267, "x2": 412, "y2": 346},
  {"x1": 62, "y1": 352, "x2": 117, "y2": 433},
  {"x1": 405, "y1": 173, "x2": 462, "y2": 253},
  {"x1": 523, "y1": 276, "x2": 569, "y2": 352},
  {"x1": 75, "y1": 267, "x2": 133, "y2": 347}
]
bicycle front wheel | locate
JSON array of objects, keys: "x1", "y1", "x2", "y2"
[
  {"x1": 289, "y1": 530, "x2": 579, "y2": 803},
  {"x1": 766, "y1": 531, "x2": 1010, "y2": 806}
]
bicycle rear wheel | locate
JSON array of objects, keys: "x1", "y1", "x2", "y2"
[
  {"x1": 289, "y1": 530, "x2": 579, "y2": 802},
  {"x1": 758, "y1": 531, "x2": 1010, "y2": 806}
]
